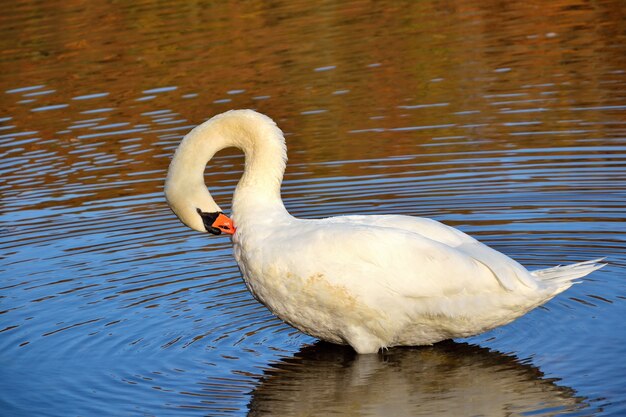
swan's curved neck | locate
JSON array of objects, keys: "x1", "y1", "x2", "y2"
[{"x1": 165, "y1": 110, "x2": 289, "y2": 232}]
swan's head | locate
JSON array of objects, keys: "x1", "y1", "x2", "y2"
[{"x1": 164, "y1": 181, "x2": 236, "y2": 235}]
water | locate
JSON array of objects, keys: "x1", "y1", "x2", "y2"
[{"x1": 0, "y1": 0, "x2": 625, "y2": 415}]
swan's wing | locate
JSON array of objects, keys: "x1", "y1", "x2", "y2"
[
  {"x1": 322, "y1": 215, "x2": 538, "y2": 291},
  {"x1": 271, "y1": 221, "x2": 506, "y2": 301},
  {"x1": 454, "y1": 240, "x2": 538, "y2": 290}
]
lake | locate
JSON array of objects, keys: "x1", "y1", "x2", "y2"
[{"x1": 0, "y1": 0, "x2": 625, "y2": 415}]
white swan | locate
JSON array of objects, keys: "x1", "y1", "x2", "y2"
[{"x1": 165, "y1": 109, "x2": 604, "y2": 354}]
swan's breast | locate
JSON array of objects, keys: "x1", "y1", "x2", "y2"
[{"x1": 233, "y1": 236, "x2": 394, "y2": 344}]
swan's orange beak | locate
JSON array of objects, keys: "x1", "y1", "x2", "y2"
[{"x1": 212, "y1": 213, "x2": 236, "y2": 235}]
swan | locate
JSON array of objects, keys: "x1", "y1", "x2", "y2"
[{"x1": 165, "y1": 109, "x2": 605, "y2": 354}]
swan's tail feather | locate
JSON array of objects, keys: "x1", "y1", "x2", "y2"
[{"x1": 531, "y1": 258, "x2": 606, "y2": 291}]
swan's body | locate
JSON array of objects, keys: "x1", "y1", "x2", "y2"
[{"x1": 165, "y1": 109, "x2": 604, "y2": 354}]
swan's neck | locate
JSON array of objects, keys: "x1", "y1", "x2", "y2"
[
  {"x1": 165, "y1": 110, "x2": 289, "y2": 232},
  {"x1": 231, "y1": 117, "x2": 288, "y2": 216}
]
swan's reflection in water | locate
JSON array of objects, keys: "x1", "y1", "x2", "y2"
[{"x1": 248, "y1": 341, "x2": 589, "y2": 417}]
